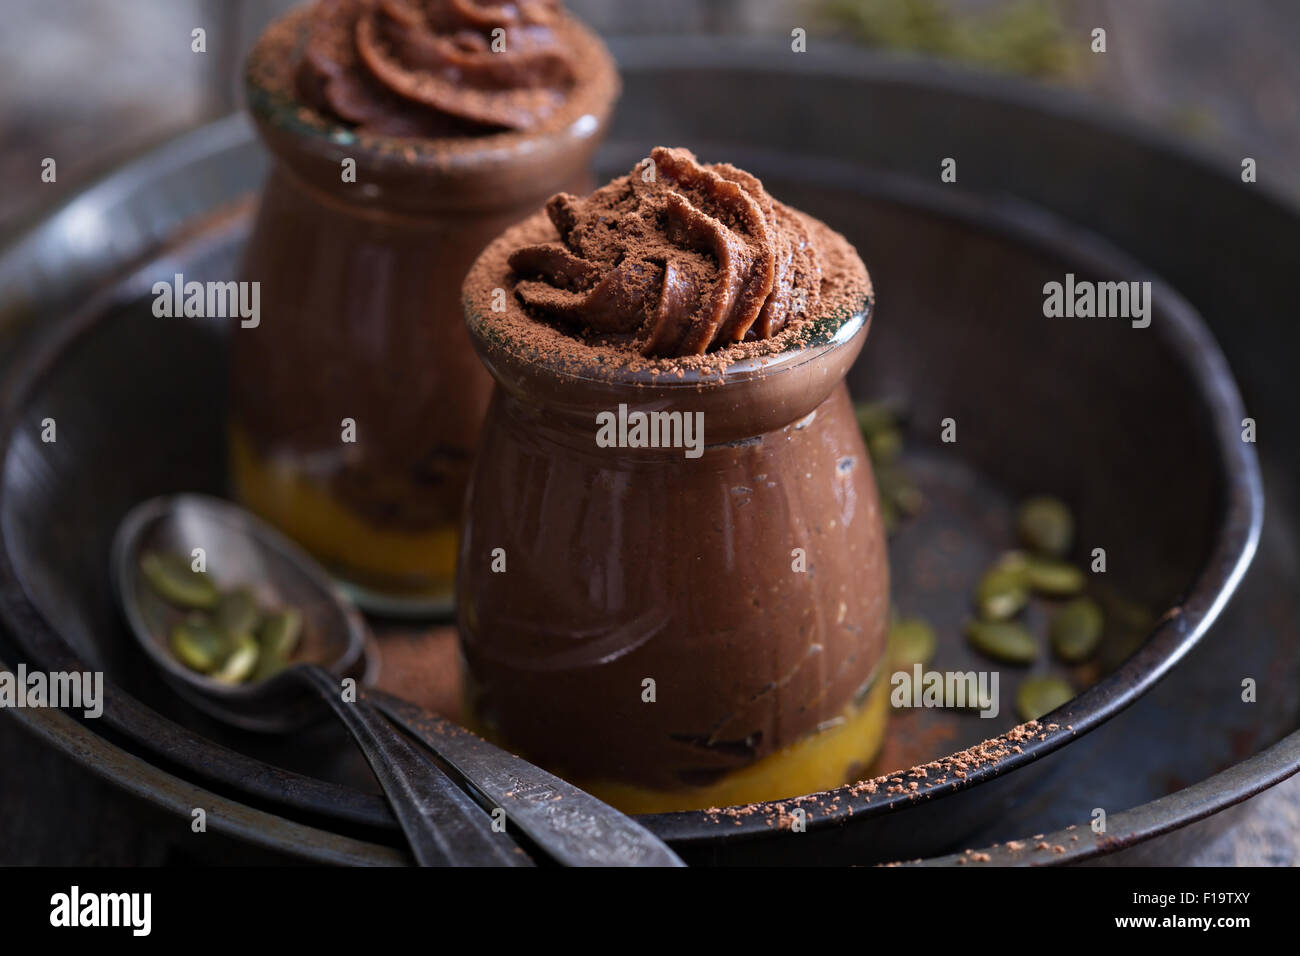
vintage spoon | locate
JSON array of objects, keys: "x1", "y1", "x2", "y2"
[
  {"x1": 112, "y1": 494, "x2": 684, "y2": 867},
  {"x1": 112, "y1": 493, "x2": 526, "y2": 867},
  {"x1": 368, "y1": 690, "x2": 685, "y2": 866}
]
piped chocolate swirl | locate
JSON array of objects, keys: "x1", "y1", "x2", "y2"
[
  {"x1": 507, "y1": 147, "x2": 825, "y2": 358},
  {"x1": 293, "y1": 0, "x2": 584, "y2": 136}
]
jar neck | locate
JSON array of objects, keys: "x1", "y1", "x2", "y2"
[
  {"x1": 472, "y1": 314, "x2": 869, "y2": 445},
  {"x1": 493, "y1": 384, "x2": 853, "y2": 461}
]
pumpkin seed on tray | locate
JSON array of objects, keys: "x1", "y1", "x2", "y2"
[
  {"x1": 965, "y1": 619, "x2": 1038, "y2": 665},
  {"x1": 1015, "y1": 675, "x2": 1075, "y2": 722},
  {"x1": 867, "y1": 427, "x2": 903, "y2": 465},
  {"x1": 1015, "y1": 495, "x2": 1074, "y2": 557},
  {"x1": 888, "y1": 615, "x2": 937, "y2": 668},
  {"x1": 1023, "y1": 555, "x2": 1086, "y2": 596},
  {"x1": 143, "y1": 550, "x2": 303, "y2": 684},
  {"x1": 1050, "y1": 596, "x2": 1105, "y2": 663},
  {"x1": 974, "y1": 554, "x2": 1030, "y2": 621},
  {"x1": 853, "y1": 399, "x2": 901, "y2": 438},
  {"x1": 854, "y1": 398, "x2": 924, "y2": 531}
]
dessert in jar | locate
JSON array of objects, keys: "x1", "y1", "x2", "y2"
[
  {"x1": 458, "y1": 147, "x2": 890, "y2": 812},
  {"x1": 232, "y1": 0, "x2": 619, "y2": 610}
]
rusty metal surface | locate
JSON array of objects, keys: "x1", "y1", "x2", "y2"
[{"x1": 909, "y1": 726, "x2": 1300, "y2": 867}]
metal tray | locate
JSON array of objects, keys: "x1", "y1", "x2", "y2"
[{"x1": 0, "y1": 39, "x2": 1293, "y2": 865}]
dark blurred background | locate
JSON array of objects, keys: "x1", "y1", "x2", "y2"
[
  {"x1": 1, "y1": 0, "x2": 1297, "y2": 865},
  {"x1": 4, "y1": 0, "x2": 1300, "y2": 234},
  {"x1": 7, "y1": 0, "x2": 1300, "y2": 235}
]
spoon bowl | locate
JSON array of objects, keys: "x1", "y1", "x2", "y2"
[{"x1": 111, "y1": 493, "x2": 369, "y2": 731}]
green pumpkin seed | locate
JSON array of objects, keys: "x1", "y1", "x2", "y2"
[
  {"x1": 889, "y1": 616, "x2": 936, "y2": 668},
  {"x1": 254, "y1": 608, "x2": 302, "y2": 681},
  {"x1": 141, "y1": 551, "x2": 218, "y2": 609},
  {"x1": 212, "y1": 632, "x2": 260, "y2": 684},
  {"x1": 1024, "y1": 556, "x2": 1086, "y2": 596},
  {"x1": 965, "y1": 619, "x2": 1038, "y2": 664},
  {"x1": 876, "y1": 466, "x2": 924, "y2": 521},
  {"x1": 880, "y1": 496, "x2": 898, "y2": 533},
  {"x1": 170, "y1": 614, "x2": 229, "y2": 673},
  {"x1": 1016, "y1": 496, "x2": 1074, "y2": 557},
  {"x1": 867, "y1": 427, "x2": 903, "y2": 465},
  {"x1": 853, "y1": 400, "x2": 897, "y2": 438},
  {"x1": 1015, "y1": 675, "x2": 1075, "y2": 722},
  {"x1": 1050, "y1": 596, "x2": 1104, "y2": 662},
  {"x1": 975, "y1": 558, "x2": 1030, "y2": 621},
  {"x1": 215, "y1": 587, "x2": 260, "y2": 636}
]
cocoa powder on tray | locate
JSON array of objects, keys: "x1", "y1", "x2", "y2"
[{"x1": 697, "y1": 720, "x2": 1060, "y2": 831}]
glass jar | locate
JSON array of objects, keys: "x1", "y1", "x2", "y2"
[
  {"x1": 457, "y1": 299, "x2": 890, "y2": 812},
  {"x1": 232, "y1": 50, "x2": 616, "y2": 613}
]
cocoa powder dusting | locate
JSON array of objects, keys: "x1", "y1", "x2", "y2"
[{"x1": 247, "y1": 0, "x2": 618, "y2": 158}]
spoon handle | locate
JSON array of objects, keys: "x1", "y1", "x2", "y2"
[
  {"x1": 298, "y1": 666, "x2": 531, "y2": 867},
  {"x1": 368, "y1": 689, "x2": 686, "y2": 867}
]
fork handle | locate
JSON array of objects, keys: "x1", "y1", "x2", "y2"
[{"x1": 298, "y1": 665, "x2": 531, "y2": 867}]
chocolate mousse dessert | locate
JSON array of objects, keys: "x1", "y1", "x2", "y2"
[
  {"x1": 458, "y1": 148, "x2": 890, "y2": 812},
  {"x1": 231, "y1": 0, "x2": 618, "y2": 610}
]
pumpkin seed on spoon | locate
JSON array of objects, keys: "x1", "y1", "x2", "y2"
[
  {"x1": 212, "y1": 632, "x2": 260, "y2": 684},
  {"x1": 141, "y1": 551, "x2": 218, "y2": 609},
  {"x1": 140, "y1": 549, "x2": 306, "y2": 685},
  {"x1": 215, "y1": 587, "x2": 260, "y2": 635},
  {"x1": 254, "y1": 608, "x2": 303, "y2": 680},
  {"x1": 170, "y1": 614, "x2": 229, "y2": 673}
]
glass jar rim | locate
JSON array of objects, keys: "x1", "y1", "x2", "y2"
[{"x1": 466, "y1": 293, "x2": 873, "y2": 392}]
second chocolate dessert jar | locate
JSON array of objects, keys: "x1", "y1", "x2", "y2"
[
  {"x1": 458, "y1": 147, "x2": 890, "y2": 812},
  {"x1": 232, "y1": 0, "x2": 618, "y2": 611}
]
